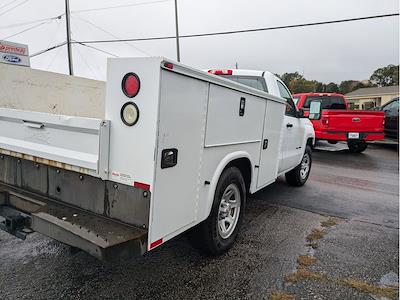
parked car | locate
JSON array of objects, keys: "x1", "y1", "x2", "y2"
[
  {"x1": 379, "y1": 97, "x2": 399, "y2": 140},
  {"x1": 292, "y1": 93, "x2": 385, "y2": 153}
]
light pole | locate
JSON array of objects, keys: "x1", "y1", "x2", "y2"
[
  {"x1": 174, "y1": 0, "x2": 180, "y2": 62},
  {"x1": 65, "y1": 0, "x2": 73, "y2": 75}
]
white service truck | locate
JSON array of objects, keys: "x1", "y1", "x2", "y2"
[{"x1": 0, "y1": 58, "x2": 319, "y2": 260}]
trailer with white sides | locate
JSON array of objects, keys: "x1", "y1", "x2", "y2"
[{"x1": 0, "y1": 57, "x2": 317, "y2": 260}]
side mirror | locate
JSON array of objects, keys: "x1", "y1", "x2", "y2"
[
  {"x1": 308, "y1": 101, "x2": 322, "y2": 120},
  {"x1": 297, "y1": 108, "x2": 306, "y2": 118}
]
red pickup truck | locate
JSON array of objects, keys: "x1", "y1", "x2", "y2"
[{"x1": 293, "y1": 93, "x2": 385, "y2": 153}]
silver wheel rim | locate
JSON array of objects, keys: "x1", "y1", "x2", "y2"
[
  {"x1": 218, "y1": 183, "x2": 241, "y2": 239},
  {"x1": 300, "y1": 153, "x2": 310, "y2": 180}
]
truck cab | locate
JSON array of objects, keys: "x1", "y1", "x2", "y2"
[{"x1": 208, "y1": 69, "x2": 315, "y2": 175}]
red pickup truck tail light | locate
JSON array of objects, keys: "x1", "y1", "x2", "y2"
[{"x1": 208, "y1": 69, "x2": 233, "y2": 75}]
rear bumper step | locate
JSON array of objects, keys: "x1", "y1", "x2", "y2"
[
  {"x1": 0, "y1": 185, "x2": 147, "y2": 261},
  {"x1": 32, "y1": 202, "x2": 147, "y2": 260}
]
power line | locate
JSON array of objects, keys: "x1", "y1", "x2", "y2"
[
  {"x1": 30, "y1": 40, "x2": 120, "y2": 59},
  {"x1": 30, "y1": 12, "x2": 400, "y2": 60},
  {"x1": 71, "y1": 0, "x2": 171, "y2": 14},
  {"x1": 0, "y1": 0, "x2": 18, "y2": 11},
  {"x1": 0, "y1": 14, "x2": 63, "y2": 30},
  {"x1": 74, "y1": 41, "x2": 101, "y2": 79},
  {"x1": 30, "y1": 41, "x2": 67, "y2": 58},
  {"x1": 73, "y1": 41, "x2": 119, "y2": 57},
  {"x1": 75, "y1": 13, "x2": 400, "y2": 44},
  {"x1": 0, "y1": 0, "x2": 29, "y2": 18},
  {"x1": 0, "y1": 20, "x2": 49, "y2": 40},
  {"x1": 44, "y1": 18, "x2": 62, "y2": 52},
  {"x1": 72, "y1": 15, "x2": 151, "y2": 56},
  {"x1": 45, "y1": 43, "x2": 63, "y2": 70}
]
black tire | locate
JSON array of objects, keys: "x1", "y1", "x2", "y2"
[
  {"x1": 285, "y1": 145, "x2": 312, "y2": 187},
  {"x1": 347, "y1": 140, "x2": 368, "y2": 153},
  {"x1": 189, "y1": 167, "x2": 246, "y2": 256}
]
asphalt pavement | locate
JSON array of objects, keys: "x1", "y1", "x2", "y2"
[{"x1": 0, "y1": 141, "x2": 398, "y2": 299}]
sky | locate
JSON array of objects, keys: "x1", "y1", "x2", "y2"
[{"x1": 0, "y1": 0, "x2": 398, "y2": 83}]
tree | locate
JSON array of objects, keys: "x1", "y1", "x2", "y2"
[
  {"x1": 314, "y1": 81, "x2": 325, "y2": 93},
  {"x1": 339, "y1": 80, "x2": 360, "y2": 94},
  {"x1": 280, "y1": 72, "x2": 304, "y2": 88},
  {"x1": 326, "y1": 82, "x2": 339, "y2": 93},
  {"x1": 288, "y1": 78, "x2": 317, "y2": 94},
  {"x1": 370, "y1": 64, "x2": 399, "y2": 87}
]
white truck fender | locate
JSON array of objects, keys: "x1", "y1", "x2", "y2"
[
  {"x1": 303, "y1": 120, "x2": 316, "y2": 148},
  {"x1": 203, "y1": 151, "x2": 253, "y2": 220}
]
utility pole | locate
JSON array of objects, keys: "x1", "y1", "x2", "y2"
[
  {"x1": 174, "y1": 0, "x2": 180, "y2": 62},
  {"x1": 65, "y1": 0, "x2": 74, "y2": 75}
]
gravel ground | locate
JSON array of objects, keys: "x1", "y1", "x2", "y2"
[{"x1": 0, "y1": 142, "x2": 398, "y2": 299}]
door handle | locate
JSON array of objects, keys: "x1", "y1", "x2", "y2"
[
  {"x1": 23, "y1": 120, "x2": 44, "y2": 129},
  {"x1": 286, "y1": 123, "x2": 293, "y2": 128}
]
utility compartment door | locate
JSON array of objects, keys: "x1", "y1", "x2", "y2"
[
  {"x1": 150, "y1": 70, "x2": 208, "y2": 245},
  {"x1": 205, "y1": 85, "x2": 266, "y2": 147},
  {"x1": 257, "y1": 101, "x2": 285, "y2": 188}
]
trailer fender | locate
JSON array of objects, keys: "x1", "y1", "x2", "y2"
[{"x1": 204, "y1": 151, "x2": 253, "y2": 221}]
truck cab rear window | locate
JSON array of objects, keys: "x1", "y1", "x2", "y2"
[
  {"x1": 220, "y1": 75, "x2": 268, "y2": 92},
  {"x1": 304, "y1": 96, "x2": 346, "y2": 109}
]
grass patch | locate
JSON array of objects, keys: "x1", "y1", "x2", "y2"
[
  {"x1": 269, "y1": 291, "x2": 295, "y2": 300},
  {"x1": 297, "y1": 255, "x2": 317, "y2": 267},
  {"x1": 321, "y1": 218, "x2": 339, "y2": 228},
  {"x1": 284, "y1": 267, "x2": 325, "y2": 283},
  {"x1": 306, "y1": 229, "x2": 326, "y2": 242},
  {"x1": 340, "y1": 278, "x2": 398, "y2": 299}
]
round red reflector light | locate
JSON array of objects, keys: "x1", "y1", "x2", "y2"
[{"x1": 122, "y1": 73, "x2": 140, "y2": 98}]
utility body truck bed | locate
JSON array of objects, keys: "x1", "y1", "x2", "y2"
[{"x1": 0, "y1": 59, "x2": 315, "y2": 260}]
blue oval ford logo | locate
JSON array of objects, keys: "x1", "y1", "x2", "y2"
[{"x1": 3, "y1": 54, "x2": 21, "y2": 63}]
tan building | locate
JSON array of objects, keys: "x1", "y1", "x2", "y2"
[{"x1": 345, "y1": 85, "x2": 399, "y2": 110}]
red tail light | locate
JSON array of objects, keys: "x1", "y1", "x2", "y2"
[
  {"x1": 208, "y1": 69, "x2": 233, "y2": 75},
  {"x1": 122, "y1": 73, "x2": 140, "y2": 98}
]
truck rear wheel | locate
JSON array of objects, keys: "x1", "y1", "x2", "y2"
[
  {"x1": 189, "y1": 167, "x2": 246, "y2": 255},
  {"x1": 285, "y1": 145, "x2": 312, "y2": 187},
  {"x1": 347, "y1": 140, "x2": 368, "y2": 153}
]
